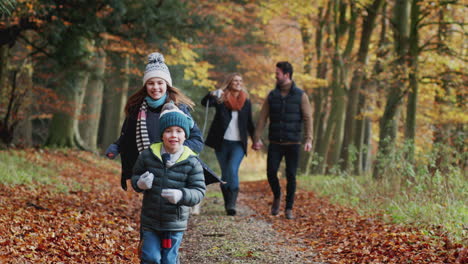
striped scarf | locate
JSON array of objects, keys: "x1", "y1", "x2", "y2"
[{"x1": 136, "y1": 100, "x2": 150, "y2": 153}]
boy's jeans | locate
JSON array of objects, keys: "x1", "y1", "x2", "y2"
[{"x1": 140, "y1": 228, "x2": 184, "y2": 264}]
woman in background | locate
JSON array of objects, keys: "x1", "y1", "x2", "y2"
[{"x1": 201, "y1": 73, "x2": 255, "y2": 216}]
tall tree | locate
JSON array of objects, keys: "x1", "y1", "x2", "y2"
[
  {"x1": 340, "y1": 0, "x2": 384, "y2": 173},
  {"x1": 373, "y1": 0, "x2": 411, "y2": 179},
  {"x1": 307, "y1": 3, "x2": 333, "y2": 175},
  {"x1": 316, "y1": 0, "x2": 357, "y2": 174},
  {"x1": 45, "y1": 31, "x2": 92, "y2": 147},
  {"x1": 80, "y1": 44, "x2": 106, "y2": 151},
  {"x1": 99, "y1": 52, "x2": 129, "y2": 149},
  {"x1": 357, "y1": 2, "x2": 391, "y2": 174},
  {"x1": 404, "y1": 0, "x2": 421, "y2": 163}
]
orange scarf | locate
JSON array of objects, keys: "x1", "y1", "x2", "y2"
[{"x1": 224, "y1": 90, "x2": 247, "y2": 111}]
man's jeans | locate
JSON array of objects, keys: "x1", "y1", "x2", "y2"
[
  {"x1": 267, "y1": 143, "x2": 300, "y2": 210},
  {"x1": 140, "y1": 228, "x2": 184, "y2": 264},
  {"x1": 215, "y1": 139, "x2": 245, "y2": 191}
]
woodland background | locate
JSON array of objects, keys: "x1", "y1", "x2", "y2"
[{"x1": 0, "y1": 0, "x2": 466, "y2": 242}]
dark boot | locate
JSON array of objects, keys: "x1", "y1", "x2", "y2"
[
  {"x1": 271, "y1": 196, "x2": 281, "y2": 216},
  {"x1": 221, "y1": 187, "x2": 237, "y2": 216},
  {"x1": 221, "y1": 187, "x2": 229, "y2": 210},
  {"x1": 226, "y1": 189, "x2": 238, "y2": 216}
]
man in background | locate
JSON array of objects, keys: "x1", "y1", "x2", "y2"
[{"x1": 253, "y1": 61, "x2": 313, "y2": 220}]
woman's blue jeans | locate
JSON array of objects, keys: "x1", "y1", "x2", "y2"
[
  {"x1": 140, "y1": 228, "x2": 184, "y2": 264},
  {"x1": 215, "y1": 139, "x2": 245, "y2": 191}
]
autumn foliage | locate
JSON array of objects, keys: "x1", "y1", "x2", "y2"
[{"x1": 0, "y1": 149, "x2": 141, "y2": 263}]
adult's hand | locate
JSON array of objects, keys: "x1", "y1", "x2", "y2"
[
  {"x1": 251, "y1": 142, "x2": 258, "y2": 150},
  {"x1": 252, "y1": 139, "x2": 264, "y2": 150},
  {"x1": 211, "y1": 89, "x2": 223, "y2": 98},
  {"x1": 304, "y1": 141, "x2": 312, "y2": 152}
]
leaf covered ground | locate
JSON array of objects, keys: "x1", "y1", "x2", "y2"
[{"x1": 0, "y1": 149, "x2": 465, "y2": 263}]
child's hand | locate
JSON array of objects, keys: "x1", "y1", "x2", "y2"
[
  {"x1": 161, "y1": 189, "x2": 183, "y2": 204},
  {"x1": 105, "y1": 144, "x2": 119, "y2": 159},
  {"x1": 137, "y1": 171, "x2": 154, "y2": 190}
]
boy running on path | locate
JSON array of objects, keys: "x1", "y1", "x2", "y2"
[{"x1": 131, "y1": 102, "x2": 206, "y2": 264}]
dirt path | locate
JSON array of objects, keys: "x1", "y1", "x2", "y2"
[
  {"x1": 182, "y1": 181, "x2": 464, "y2": 264},
  {"x1": 180, "y1": 185, "x2": 321, "y2": 263}
]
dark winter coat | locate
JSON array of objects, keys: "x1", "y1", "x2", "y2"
[
  {"x1": 114, "y1": 103, "x2": 204, "y2": 187},
  {"x1": 131, "y1": 143, "x2": 206, "y2": 232},
  {"x1": 201, "y1": 92, "x2": 255, "y2": 155},
  {"x1": 268, "y1": 82, "x2": 304, "y2": 143}
]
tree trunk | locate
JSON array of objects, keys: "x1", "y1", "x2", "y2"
[
  {"x1": 99, "y1": 53, "x2": 130, "y2": 150},
  {"x1": 308, "y1": 4, "x2": 332, "y2": 175},
  {"x1": 13, "y1": 55, "x2": 34, "y2": 147},
  {"x1": 46, "y1": 70, "x2": 88, "y2": 148},
  {"x1": 340, "y1": 0, "x2": 384, "y2": 172},
  {"x1": 117, "y1": 54, "x2": 130, "y2": 126},
  {"x1": 329, "y1": 1, "x2": 357, "y2": 169},
  {"x1": 0, "y1": 44, "x2": 10, "y2": 146},
  {"x1": 298, "y1": 17, "x2": 314, "y2": 173},
  {"x1": 433, "y1": 3, "x2": 450, "y2": 149},
  {"x1": 316, "y1": 0, "x2": 352, "y2": 174},
  {"x1": 0, "y1": 44, "x2": 9, "y2": 94},
  {"x1": 73, "y1": 70, "x2": 90, "y2": 150},
  {"x1": 373, "y1": 0, "x2": 411, "y2": 179},
  {"x1": 356, "y1": 3, "x2": 390, "y2": 174},
  {"x1": 361, "y1": 110, "x2": 372, "y2": 172},
  {"x1": 46, "y1": 34, "x2": 92, "y2": 148},
  {"x1": 80, "y1": 46, "x2": 106, "y2": 151},
  {"x1": 404, "y1": 0, "x2": 421, "y2": 164},
  {"x1": 316, "y1": 0, "x2": 343, "y2": 174}
]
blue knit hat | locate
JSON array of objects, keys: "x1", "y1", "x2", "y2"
[{"x1": 159, "y1": 102, "x2": 194, "y2": 137}]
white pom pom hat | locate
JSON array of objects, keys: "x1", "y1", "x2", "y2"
[{"x1": 142, "y1": 52, "x2": 172, "y2": 87}]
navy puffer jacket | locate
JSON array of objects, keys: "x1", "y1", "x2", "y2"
[{"x1": 131, "y1": 143, "x2": 206, "y2": 232}]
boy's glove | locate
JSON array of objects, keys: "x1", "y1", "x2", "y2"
[
  {"x1": 137, "y1": 171, "x2": 154, "y2": 190},
  {"x1": 161, "y1": 189, "x2": 183, "y2": 204},
  {"x1": 105, "y1": 144, "x2": 119, "y2": 159}
]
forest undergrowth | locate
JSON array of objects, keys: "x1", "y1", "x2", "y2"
[{"x1": 297, "y1": 143, "x2": 467, "y2": 245}]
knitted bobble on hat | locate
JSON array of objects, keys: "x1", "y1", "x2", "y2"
[{"x1": 148, "y1": 52, "x2": 164, "y2": 64}]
